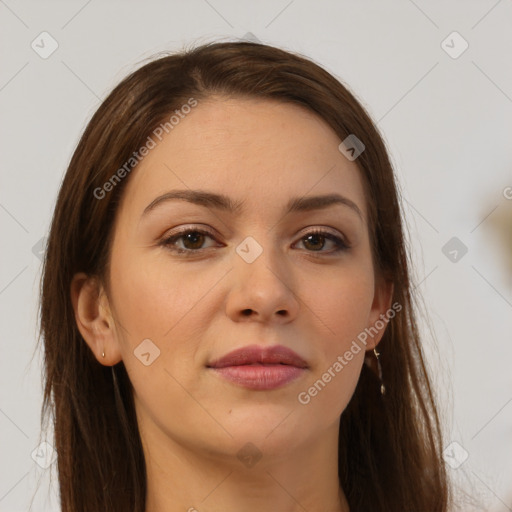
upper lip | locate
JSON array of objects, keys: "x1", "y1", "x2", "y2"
[{"x1": 207, "y1": 344, "x2": 309, "y2": 369}]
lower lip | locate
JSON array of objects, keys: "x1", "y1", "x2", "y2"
[{"x1": 210, "y1": 364, "x2": 306, "y2": 390}]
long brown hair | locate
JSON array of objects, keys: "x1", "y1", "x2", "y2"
[{"x1": 38, "y1": 40, "x2": 450, "y2": 511}]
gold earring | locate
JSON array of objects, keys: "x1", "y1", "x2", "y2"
[
  {"x1": 101, "y1": 349, "x2": 105, "y2": 358},
  {"x1": 374, "y1": 348, "x2": 385, "y2": 395}
]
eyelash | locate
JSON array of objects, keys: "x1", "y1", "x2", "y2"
[{"x1": 160, "y1": 227, "x2": 350, "y2": 257}]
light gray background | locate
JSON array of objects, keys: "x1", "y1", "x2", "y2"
[{"x1": 1, "y1": 1, "x2": 511, "y2": 511}]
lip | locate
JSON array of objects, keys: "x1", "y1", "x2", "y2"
[{"x1": 207, "y1": 344, "x2": 308, "y2": 391}]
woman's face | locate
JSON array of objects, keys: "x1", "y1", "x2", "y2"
[{"x1": 99, "y1": 97, "x2": 391, "y2": 459}]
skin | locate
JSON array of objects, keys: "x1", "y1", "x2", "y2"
[{"x1": 71, "y1": 96, "x2": 393, "y2": 512}]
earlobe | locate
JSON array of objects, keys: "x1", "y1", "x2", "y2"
[{"x1": 70, "y1": 272, "x2": 122, "y2": 365}]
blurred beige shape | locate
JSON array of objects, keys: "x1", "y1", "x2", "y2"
[{"x1": 485, "y1": 189, "x2": 512, "y2": 278}]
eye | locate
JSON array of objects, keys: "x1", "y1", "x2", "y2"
[
  {"x1": 160, "y1": 227, "x2": 350, "y2": 256},
  {"x1": 161, "y1": 228, "x2": 220, "y2": 254},
  {"x1": 293, "y1": 229, "x2": 349, "y2": 254}
]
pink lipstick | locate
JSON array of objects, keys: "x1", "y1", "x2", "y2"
[{"x1": 207, "y1": 344, "x2": 308, "y2": 390}]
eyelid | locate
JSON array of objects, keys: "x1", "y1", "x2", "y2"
[{"x1": 296, "y1": 225, "x2": 348, "y2": 243}]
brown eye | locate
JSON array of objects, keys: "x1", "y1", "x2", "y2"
[
  {"x1": 302, "y1": 233, "x2": 326, "y2": 251},
  {"x1": 180, "y1": 231, "x2": 207, "y2": 250},
  {"x1": 161, "y1": 228, "x2": 219, "y2": 254},
  {"x1": 295, "y1": 229, "x2": 349, "y2": 254},
  {"x1": 161, "y1": 227, "x2": 349, "y2": 258}
]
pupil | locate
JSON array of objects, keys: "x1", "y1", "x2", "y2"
[
  {"x1": 184, "y1": 232, "x2": 204, "y2": 249},
  {"x1": 305, "y1": 234, "x2": 324, "y2": 251}
]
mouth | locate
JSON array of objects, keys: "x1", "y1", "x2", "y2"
[{"x1": 206, "y1": 344, "x2": 308, "y2": 391}]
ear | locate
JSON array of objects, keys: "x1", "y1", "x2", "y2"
[
  {"x1": 364, "y1": 275, "x2": 395, "y2": 352},
  {"x1": 70, "y1": 272, "x2": 123, "y2": 366}
]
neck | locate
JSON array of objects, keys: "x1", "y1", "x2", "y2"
[{"x1": 141, "y1": 418, "x2": 349, "y2": 512}]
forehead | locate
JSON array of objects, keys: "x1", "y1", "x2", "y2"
[{"x1": 117, "y1": 97, "x2": 368, "y2": 223}]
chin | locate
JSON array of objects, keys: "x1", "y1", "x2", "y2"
[{"x1": 218, "y1": 406, "x2": 313, "y2": 449}]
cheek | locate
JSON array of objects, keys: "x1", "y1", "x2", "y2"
[
  {"x1": 297, "y1": 350, "x2": 365, "y2": 428},
  {"x1": 109, "y1": 248, "x2": 216, "y2": 340},
  {"x1": 108, "y1": 251, "x2": 214, "y2": 425},
  {"x1": 295, "y1": 264, "x2": 374, "y2": 418},
  {"x1": 108, "y1": 247, "x2": 229, "y2": 387},
  {"x1": 302, "y1": 262, "x2": 375, "y2": 348}
]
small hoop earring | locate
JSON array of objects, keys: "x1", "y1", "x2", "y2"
[{"x1": 373, "y1": 348, "x2": 385, "y2": 396}]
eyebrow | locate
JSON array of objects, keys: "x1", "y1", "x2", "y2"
[{"x1": 142, "y1": 189, "x2": 363, "y2": 221}]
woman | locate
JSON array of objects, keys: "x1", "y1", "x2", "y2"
[{"x1": 38, "y1": 40, "x2": 450, "y2": 511}]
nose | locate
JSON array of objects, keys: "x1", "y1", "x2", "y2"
[{"x1": 225, "y1": 239, "x2": 300, "y2": 324}]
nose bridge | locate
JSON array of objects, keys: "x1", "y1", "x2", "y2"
[
  {"x1": 226, "y1": 232, "x2": 300, "y2": 321},
  {"x1": 235, "y1": 233, "x2": 289, "y2": 294}
]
